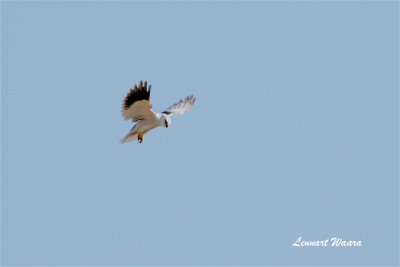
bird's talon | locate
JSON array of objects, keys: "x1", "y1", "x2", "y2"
[{"x1": 138, "y1": 133, "x2": 144, "y2": 143}]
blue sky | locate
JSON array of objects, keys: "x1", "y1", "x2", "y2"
[{"x1": 1, "y1": 1, "x2": 398, "y2": 266}]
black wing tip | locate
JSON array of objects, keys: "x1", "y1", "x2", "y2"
[{"x1": 123, "y1": 80, "x2": 151, "y2": 109}]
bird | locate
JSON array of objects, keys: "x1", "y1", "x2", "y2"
[{"x1": 120, "y1": 80, "x2": 196, "y2": 144}]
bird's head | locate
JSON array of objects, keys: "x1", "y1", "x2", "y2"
[{"x1": 161, "y1": 114, "x2": 171, "y2": 128}]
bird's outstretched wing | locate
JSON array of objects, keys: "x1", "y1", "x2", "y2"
[
  {"x1": 162, "y1": 95, "x2": 196, "y2": 116},
  {"x1": 122, "y1": 81, "x2": 156, "y2": 122}
]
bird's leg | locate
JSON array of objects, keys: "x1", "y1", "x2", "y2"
[{"x1": 138, "y1": 133, "x2": 144, "y2": 143}]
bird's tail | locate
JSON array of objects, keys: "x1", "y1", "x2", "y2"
[
  {"x1": 120, "y1": 131, "x2": 137, "y2": 144},
  {"x1": 120, "y1": 124, "x2": 138, "y2": 144}
]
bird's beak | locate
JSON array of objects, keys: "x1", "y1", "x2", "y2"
[{"x1": 165, "y1": 122, "x2": 168, "y2": 128}]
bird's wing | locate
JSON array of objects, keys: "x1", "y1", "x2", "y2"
[
  {"x1": 122, "y1": 81, "x2": 156, "y2": 122},
  {"x1": 162, "y1": 95, "x2": 196, "y2": 116}
]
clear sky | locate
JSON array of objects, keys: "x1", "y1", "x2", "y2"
[{"x1": 1, "y1": 1, "x2": 398, "y2": 266}]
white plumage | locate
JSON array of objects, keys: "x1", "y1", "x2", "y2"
[{"x1": 120, "y1": 81, "x2": 195, "y2": 144}]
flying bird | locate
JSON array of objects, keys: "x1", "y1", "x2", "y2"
[{"x1": 120, "y1": 80, "x2": 196, "y2": 144}]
